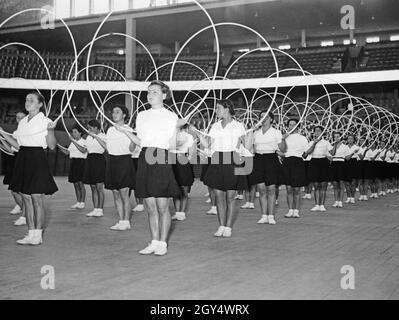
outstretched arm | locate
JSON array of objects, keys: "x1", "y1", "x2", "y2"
[
  {"x1": 0, "y1": 137, "x2": 14, "y2": 153},
  {"x1": 0, "y1": 126, "x2": 19, "y2": 150},
  {"x1": 70, "y1": 138, "x2": 87, "y2": 154},
  {"x1": 114, "y1": 126, "x2": 141, "y2": 147},
  {"x1": 46, "y1": 121, "x2": 57, "y2": 150},
  {"x1": 89, "y1": 132, "x2": 107, "y2": 152},
  {"x1": 57, "y1": 144, "x2": 70, "y2": 156},
  {"x1": 278, "y1": 133, "x2": 288, "y2": 153}
]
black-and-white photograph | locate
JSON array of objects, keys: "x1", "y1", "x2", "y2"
[{"x1": 1, "y1": 0, "x2": 399, "y2": 305}]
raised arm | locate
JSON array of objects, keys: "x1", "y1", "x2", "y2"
[
  {"x1": 57, "y1": 144, "x2": 70, "y2": 156},
  {"x1": 371, "y1": 150, "x2": 381, "y2": 161},
  {"x1": 380, "y1": 149, "x2": 388, "y2": 161},
  {"x1": 193, "y1": 127, "x2": 212, "y2": 150},
  {"x1": 46, "y1": 122, "x2": 57, "y2": 150},
  {"x1": 70, "y1": 138, "x2": 88, "y2": 154},
  {"x1": 114, "y1": 126, "x2": 141, "y2": 147},
  {"x1": 0, "y1": 126, "x2": 19, "y2": 150},
  {"x1": 304, "y1": 138, "x2": 320, "y2": 158},
  {"x1": 329, "y1": 141, "x2": 339, "y2": 156},
  {"x1": 89, "y1": 132, "x2": 107, "y2": 152},
  {"x1": 0, "y1": 137, "x2": 14, "y2": 153},
  {"x1": 278, "y1": 132, "x2": 288, "y2": 153},
  {"x1": 188, "y1": 134, "x2": 197, "y2": 162},
  {"x1": 345, "y1": 148, "x2": 359, "y2": 161}
]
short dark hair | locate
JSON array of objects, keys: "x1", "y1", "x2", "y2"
[
  {"x1": 333, "y1": 131, "x2": 341, "y2": 137},
  {"x1": 27, "y1": 91, "x2": 46, "y2": 109},
  {"x1": 347, "y1": 132, "x2": 355, "y2": 140},
  {"x1": 16, "y1": 109, "x2": 27, "y2": 116},
  {"x1": 71, "y1": 124, "x2": 84, "y2": 135},
  {"x1": 113, "y1": 105, "x2": 130, "y2": 121},
  {"x1": 149, "y1": 80, "x2": 171, "y2": 100},
  {"x1": 87, "y1": 119, "x2": 101, "y2": 130},
  {"x1": 287, "y1": 118, "x2": 299, "y2": 126},
  {"x1": 259, "y1": 110, "x2": 274, "y2": 122},
  {"x1": 216, "y1": 99, "x2": 235, "y2": 116}
]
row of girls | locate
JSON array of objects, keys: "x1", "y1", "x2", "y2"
[
  {"x1": 1, "y1": 87, "x2": 398, "y2": 253},
  {"x1": 197, "y1": 107, "x2": 399, "y2": 234},
  {"x1": 302, "y1": 131, "x2": 399, "y2": 211},
  {"x1": 0, "y1": 81, "x2": 196, "y2": 256}
]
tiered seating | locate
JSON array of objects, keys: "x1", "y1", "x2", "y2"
[
  {"x1": 283, "y1": 46, "x2": 346, "y2": 76},
  {"x1": 156, "y1": 54, "x2": 217, "y2": 81},
  {"x1": 227, "y1": 51, "x2": 287, "y2": 79},
  {"x1": 92, "y1": 53, "x2": 125, "y2": 81},
  {"x1": 136, "y1": 54, "x2": 155, "y2": 81},
  {"x1": 0, "y1": 48, "x2": 18, "y2": 78},
  {"x1": 16, "y1": 50, "x2": 76, "y2": 80},
  {"x1": 0, "y1": 44, "x2": 398, "y2": 81},
  {"x1": 359, "y1": 42, "x2": 399, "y2": 71},
  {"x1": 228, "y1": 46, "x2": 346, "y2": 79}
]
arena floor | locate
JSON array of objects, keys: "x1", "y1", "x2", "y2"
[{"x1": 1, "y1": 176, "x2": 399, "y2": 300}]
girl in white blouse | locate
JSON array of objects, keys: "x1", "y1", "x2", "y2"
[
  {"x1": 93, "y1": 105, "x2": 136, "y2": 231},
  {"x1": 170, "y1": 124, "x2": 196, "y2": 221},
  {"x1": 79, "y1": 120, "x2": 106, "y2": 217},
  {"x1": 344, "y1": 134, "x2": 362, "y2": 203},
  {"x1": 386, "y1": 147, "x2": 396, "y2": 193},
  {"x1": 57, "y1": 125, "x2": 87, "y2": 210},
  {"x1": 365, "y1": 142, "x2": 381, "y2": 198},
  {"x1": 357, "y1": 139, "x2": 370, "y2": 201},
  {"x1": 376, "y1": 141, "x2": 389, "y2": 196},
  {"x1": 249, "y1": 110, "x2": 284, "y2": 225},
  {"x1": 329, "y1": 132, "x2": 350, "y2": 207},
  {"x1": 1, "y1": 111, "x2": 28, "y2": 226},
  {"x1": 118, "y1": 80, "x2": 184, "y2": 256},
  {"x1": 131, "y1": 145, "x2": 144, "y2": 212},
  {"x1": 279, "y1": 118, "x2": 309, "y2": 218},
  {"x1": 0, "y1": 92, "x2": 58, "y2": 245},
  {"x1": 195, "y1": 99, "x2": 248, "y2": 238},
  {"x1": 303, "y1": 126, "x2": 333, "y2": 212}
]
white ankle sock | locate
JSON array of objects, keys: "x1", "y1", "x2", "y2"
[{"x1": 158, "y1": 241, "x2": 167, "y2": 248}]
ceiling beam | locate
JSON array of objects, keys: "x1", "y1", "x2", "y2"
[{"x1": 0, "y1": 0, "x2": 276, "y2": 35}]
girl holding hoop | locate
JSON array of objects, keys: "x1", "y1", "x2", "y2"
[{"x1": 0, "y1": 92, "x2": 58, "y2": 245}]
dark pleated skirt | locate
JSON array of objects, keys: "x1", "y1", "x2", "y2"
[
  {"x1": 381, "y1": 162, "x2": 391, "y2": 180},
  {"x1": 331, "y1": 161, "x2": 348, "y2": 182},
  {"x1": 375, "y1": 161, "x2": 386, "y2": 180},
  {"x1": 132, "y1": 157, "x2": 139, "y2": 171},
  {"x1": 200, "y1": 157, "x2": 211, "y2": 182},
  {"x1": 172, "y1": 153, "x2": 194, "y2": 187},
  {"x1": 82, "y1": 153, "x2": 106, "y2": 185},
  {"x1": 248, "y1": 153, "x2": 283, "y2": 186},
  {"x1": 387, "y1": 163, "x2": 396, "y2": 179},
  {"x1": 105, "y1": 154, "x2": 136, "y2": 190},
  {"x1": 358, "y1": 160, "x2": 368, "y2": 180},
  {"x1": 307, "y1": 158, "x2": 331, "y2": 183},
  {"x1": 346, "y1": 158, "x2": 361, "y2": 180},
  {"x1": 282, "y1": 156, "x2": 307, "y2": 187},
  {"x1": 203, "y1": 151, "x2": 248, "y2": 191},
  {"x1": 3, "y1": 152, "x2": 17, "y2": 186},
  {"x1": 9, "y1": 147, "x2": 58, "y2": 195},
  {"x1": 365, "y1": 161, "x2": 377, "y2": 180},
  {"x1": 68, "y1": 158, "x2": 86, "y2": 183},
  {"x1": 135, "y1": 147, "x2": 181, "y2": 198}
]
